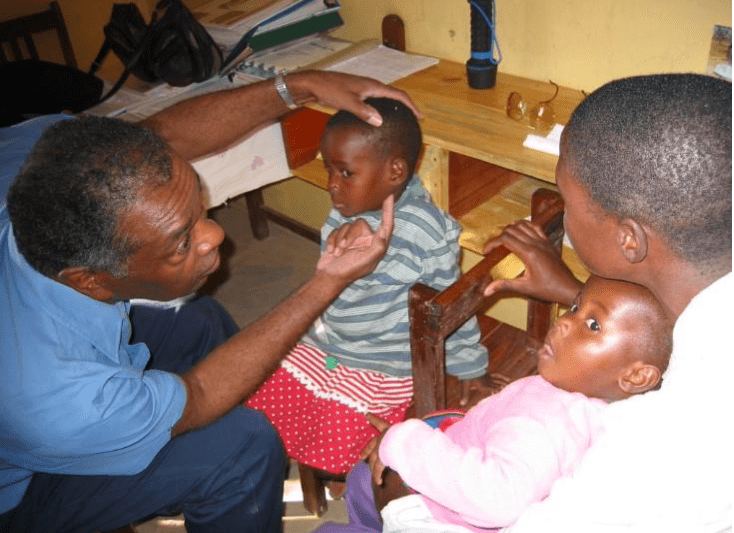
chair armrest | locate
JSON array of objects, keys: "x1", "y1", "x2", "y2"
[{"x1": 409, "y1": 188, "x2": 564, "y2": 417}]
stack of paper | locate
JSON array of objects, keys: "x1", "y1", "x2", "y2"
[
  {"x1": 233, "y1": 35, "x2": 351, "y2": 79},
  {"x1": 311, "y1": 40, "x2": 439, "y2": 85},
  {"x1": 196, "y1": 0, "x2": 343, "y2": 74}
]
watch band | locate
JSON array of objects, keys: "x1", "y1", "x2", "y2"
[{"x1": 274, "y1": 71, "x2": 297, "y2": 110}]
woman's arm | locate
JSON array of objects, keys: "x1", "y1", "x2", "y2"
[{"x1": 483, "y1": 220, "x2": 582, "y2": 307}]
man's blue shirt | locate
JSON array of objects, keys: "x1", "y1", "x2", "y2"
[{"x1": 0, "y1": 116, "x2": 187, "y2": 513}]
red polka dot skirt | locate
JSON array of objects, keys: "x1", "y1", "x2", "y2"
[{"x1": 245, "y1": 343, "x2": 413, "y2": 474}]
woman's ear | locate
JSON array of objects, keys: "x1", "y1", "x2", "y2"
[
  {"x1": 617, "y1": 217, "x2": 648, "y2": 264},
  {"x1": 57, "y1": 267, "x2": 116, "y2": 302},
  {"x1": 618, "y1": 361, "x2": 661, "y2": 396}
]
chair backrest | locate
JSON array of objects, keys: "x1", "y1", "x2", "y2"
[
  {"x1": 0, "y1": 2, "x2": 77, "y2": 68},
  {"x1": 409, "y1": 188, "x2": 565, "y2": 417}
]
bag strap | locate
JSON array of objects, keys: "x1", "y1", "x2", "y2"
[
  {"x1": 87, "y1": 10, "x2": 160, "y2": 106},
  {"x1": 88, "y1": 40, "x2": 111, "y2": 77}
]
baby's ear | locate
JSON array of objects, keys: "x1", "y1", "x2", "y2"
[
  {"x1": 388, "y1": 157, "x2": 409, "y2": 184},
  {"x1": 618, "y1": 361, "x2": 661, "y2": 396}
]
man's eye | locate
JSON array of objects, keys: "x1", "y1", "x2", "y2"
[
  {"x1": 586, "y1": 318, "x2": 600, "y2": 332},
  {"x1": 569, "y1": 303, "x2": 579, "y2": 313},
  {"x1": 178, "y1": 234, "x2": 191, "y2": 253}
]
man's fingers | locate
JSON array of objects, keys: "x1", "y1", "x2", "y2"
[
  {"x1": 362, "y1": 92, "x2": 422, "y2": 124},
  {"x1": 376, "y1": 195, "x2": 395, "y2": 243}
]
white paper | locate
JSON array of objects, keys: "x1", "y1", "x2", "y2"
[
  {"x1": 522, "y1": 123, "x2": 564, "y2": 156},
  {"x1": 325, "y1": 44, "x2": 439, "y2": 85}
]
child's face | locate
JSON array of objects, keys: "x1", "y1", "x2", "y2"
[
  {"x1": 320, "y1": 125, "x2": 403, "y2": 218},
  {"x1": 536, "y1": 276, "x2": 653, "y2": 401}
]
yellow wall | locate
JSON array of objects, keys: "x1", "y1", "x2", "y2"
[
  {"x1": 4, "y1": 0, "x2": 728, "y2": 89},
  {"x1": 333, "y1": 0, "x2": 731, "y2": 91}
]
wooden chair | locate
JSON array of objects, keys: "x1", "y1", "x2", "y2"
[
  {"x1": 298, "y1": 188, "x2": 565, "y2": 516},
  {"x1": 409, "y1": 188, "x2": 565, "y2": 418},
  {"x1": 0, "y1": 2, "x2": 77, "y2": 67}
]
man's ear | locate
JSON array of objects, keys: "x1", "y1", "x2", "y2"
[
  {"x1": 388, "y1": 157, "x2": 409, "y2": 185},
  {"x1": 618, "y1": 361, "x2": 661, "y2": 396},
  {"x1": 617, "y1": 217, "x2": 648, "y2": 264},
  {"x1": 57, "y1": 266, "x2": 116, "y2": 302}
]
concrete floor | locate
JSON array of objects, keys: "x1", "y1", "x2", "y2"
[{"x1": 133, "y1": 194, "x2": 349, "y2": 532}]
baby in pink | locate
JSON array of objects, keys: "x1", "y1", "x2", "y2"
[{"x1": 373, "y1": 276, "x2": 673, "y2": 531}]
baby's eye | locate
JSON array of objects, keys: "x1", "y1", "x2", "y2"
[
  {"x1": 586, "y1": 318, "x2": 600, "y2": 332},
  {"x1": 341, "y1": 169, "x2": 353, "y2": 178},
  {"x1": 569, "y1": 303, "x2": 579, "y2": 313}
]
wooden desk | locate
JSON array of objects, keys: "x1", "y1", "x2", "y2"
[{"x1": 283, "y1": 59, "x2": 589, "y2": 281}]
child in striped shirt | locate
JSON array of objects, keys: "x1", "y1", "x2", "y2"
[{"x1": 246, "y1": 97, "x2": 491, "y2": 479}]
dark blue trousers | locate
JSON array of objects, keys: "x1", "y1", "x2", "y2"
[{"x1": 1, "y1": 297, "x2": 287, "y2": 533}]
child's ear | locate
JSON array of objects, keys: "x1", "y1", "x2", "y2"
[
  {"x1": 618, "y1": 361, "x2": 661, "y2": 396},
  {"x1": 388, "y1": 157, "x2": 409, "y2": 185}
]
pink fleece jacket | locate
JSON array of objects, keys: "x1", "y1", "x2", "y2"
[{"x1": 379, "y1": 375, "x2": 607, "y2": 530}]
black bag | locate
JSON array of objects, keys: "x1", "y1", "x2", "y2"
[{"x1": 90, "y1": 0, "x2": 222, "y2": 102}]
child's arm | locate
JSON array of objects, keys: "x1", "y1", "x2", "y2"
[
  {"x1": 379, "y1": 416, "x2": 558, "y2": 528},
  {"x1": 378, "y1": 380, "x2": 603, "y2": 529}
]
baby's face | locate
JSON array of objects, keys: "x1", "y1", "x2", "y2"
[
  {"x1": 536, "y1": 276, "x2": 651, "y2": 401},
  {"x1": 320, "y1": 125, "x2": 398, "y2": 218}
]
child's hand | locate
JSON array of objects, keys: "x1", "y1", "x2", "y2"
[{"x1": 362, "y1": 412, "x2": 391, "y2": 485}]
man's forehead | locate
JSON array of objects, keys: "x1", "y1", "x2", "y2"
[{"x1": 125, "y1": 160, "x2": 201, "y2": 236}]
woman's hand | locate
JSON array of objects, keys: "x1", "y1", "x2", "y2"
[
  {"x1": 362, "y1": 412, "x2": 392, "y2": 486},
  {"x1": 459, "y1": 373, "x2": 510, "y2": 408},
  {"x1": 373, "y1": 467, "x2": 411, "y2": 512},
  {"x1": 483, "y1": 220, "x2": 582, "y2": 306},
  {"x1": 363, "y1": 413, "x2": 412, "y2": 512}
]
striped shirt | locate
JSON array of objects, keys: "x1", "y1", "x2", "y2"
[{"x1": 301, "y1": 175, "x2": 488, "y2": 379}]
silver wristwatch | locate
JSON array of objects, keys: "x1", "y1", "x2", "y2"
[{"x1": 274, "y1": 71, "x2": 297, "y2": 109}]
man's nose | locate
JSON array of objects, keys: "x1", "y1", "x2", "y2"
[{"x1": 197, "y1": 218, "x2": 225, "y2": 254}]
